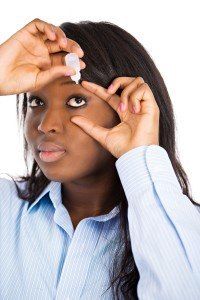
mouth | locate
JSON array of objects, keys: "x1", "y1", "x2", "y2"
[{"x1": 38, "y1": 150, "x2": 66, "y2": 163}]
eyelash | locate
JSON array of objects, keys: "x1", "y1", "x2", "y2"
[{"x1": 27, "y1": 95, "x2": 87, "y2": 109}]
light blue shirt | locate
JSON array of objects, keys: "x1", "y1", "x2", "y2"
[{"x1": 0, "y1": 145, "x2": 200, "y2": 299}]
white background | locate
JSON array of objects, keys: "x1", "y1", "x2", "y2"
[{"x1": 0, "y1": 0, "x2": 199, "y2": 202}]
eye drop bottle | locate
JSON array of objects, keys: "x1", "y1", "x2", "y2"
[{"x1": 65, "y1": 53, "x2": 81, "y2": 84}]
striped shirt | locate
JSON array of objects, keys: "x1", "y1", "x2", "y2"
[{"x1": 0, "y1": 145, "x2": 200, "y2": 299}]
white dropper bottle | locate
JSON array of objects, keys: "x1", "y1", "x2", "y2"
[{"x1": 65, "y1": 53, "x2": 81, "y2": 84}]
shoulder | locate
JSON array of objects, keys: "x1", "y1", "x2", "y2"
[
  {"x1": 0, "y1": 173, "x2": 26, "y2": 198},
  {"x1": 0, "y1": 173, "x2": 28, "y2": 220},
  {"x1": 0, "y1": 175, "x2": 17, "y2": 195}
]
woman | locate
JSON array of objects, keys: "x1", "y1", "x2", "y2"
[{"x1": 0, "y1": 18, "x2": 199, "y2": 300}]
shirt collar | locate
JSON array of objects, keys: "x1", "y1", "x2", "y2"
[
  {"x1": 26, "y1": 180, "x2": 120, "y2": 222},
  {"x1": 27, "y1": 180, "x2": 62, "y2": 213}
]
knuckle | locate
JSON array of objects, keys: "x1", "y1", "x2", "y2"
[
  {"x1": 142, "y1": 82, "x2": 148, "y2": 88},
  {"x1": 136, "y1": 76, "x2": 145, "y2": 83},
  {"x1": 32, "y1": 18, "x2": 41, "y2": 23},
  {"x1": 49, "y1": 23, "x2": 56, "y2": 30}
]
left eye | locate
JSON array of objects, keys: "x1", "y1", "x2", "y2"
[{"x1": 67, "y1": 96, "x2": 86, "y2": 108}]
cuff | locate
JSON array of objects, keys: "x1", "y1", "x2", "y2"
[{"x1": 115, "y1": 144, "x2": 182, "y2": 199}]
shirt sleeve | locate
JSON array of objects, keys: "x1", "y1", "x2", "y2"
[{"x1": 115, "y1": 144, "x2": 200, "y2": 300}]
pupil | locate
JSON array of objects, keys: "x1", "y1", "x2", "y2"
[{"x1": 76, "y1": 98, "x2": 82, "y2": 103}]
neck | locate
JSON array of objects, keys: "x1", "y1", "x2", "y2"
[{"x1": 61, "y1": 167, "x2": 122, "y2": 227}]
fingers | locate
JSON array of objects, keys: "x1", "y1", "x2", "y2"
[
  {"x1": 120, "y1": 77, "x2": 145, "y2": 112},
  {"x1": 81, "y1": 81, "x2": 121, "y2": 112},
  {"x1": 82, "y1": 77, "x2": 159, "y2": 118},
  {"x1": 129, "y1": 82, "x2": 159, "y2": 115},
  {"x1": 25, "y1": 18, "x2": 57, "y2": 41},
  {"x1": 106, "y1": 76, "x2": 157, "y2": 114},
  {"x1": 106, "y1": 77, "x2": 142, "y2": 111},
  {"x1": 25, "y1": 18, "x2": 84, "y2": 58},
  {"x1": 61, "y1": 36, "x2": 84, "y2": 57},
  {"x1": 107, "y1": 77, "x2": 137, "y2": 93},
  {"x1": 45, "y1": 31, "x2": 84, "y2": 57},
  {"x1": 44, "y1": 39, "x2": 86, "y2": 69},
  {"x1": 71, "y1": 116, "x2": 110, "y2": 149}
]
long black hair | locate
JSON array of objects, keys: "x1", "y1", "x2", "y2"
[{"x1": 4, "y1": 20, "x2": 199, "y2": 299}]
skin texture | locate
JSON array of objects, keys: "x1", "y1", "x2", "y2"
[{"x1": 24, "y1": 68, "x2": 122, "y2": 229}]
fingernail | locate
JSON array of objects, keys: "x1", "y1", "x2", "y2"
[
  {"x1": 107, "y1": 84, "x2": 114, "y2": 93},
  {"x1": 65, "y1": 69, "x2": 75, "y2": 76},
  {"x1": 119, "y1": 102, "x2": 126, "y2": 112}
]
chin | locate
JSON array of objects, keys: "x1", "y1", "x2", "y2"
[
  {"x1": 38, "y1": 166, "x2": 82, "y2": 183},
  {"x1": 33, "y1": 150, "x2": 100, "y2": 183}
]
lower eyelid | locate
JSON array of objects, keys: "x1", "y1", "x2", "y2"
[{"x1": 67, "y1": 103, "x2": 87, "y2": 109}]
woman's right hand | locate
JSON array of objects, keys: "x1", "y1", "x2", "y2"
[{"x1": 0, "y1": 18, "x2": 86, "y2": 96}]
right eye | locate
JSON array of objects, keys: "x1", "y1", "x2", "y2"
[
  {"x1": 27, "y1": 96, "x2": 44, "y2": 107},
  {"x1": 27, "y1": 96, "x2": 43, "y2": 107}
]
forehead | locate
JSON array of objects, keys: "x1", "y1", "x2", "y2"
[{"x1": 27, "y1": 77, "x2": 81, "y2": 96}]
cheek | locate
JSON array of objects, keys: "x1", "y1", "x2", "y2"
[{"x1": 24, "y1": 115, "x2": 38, "y2": 148}]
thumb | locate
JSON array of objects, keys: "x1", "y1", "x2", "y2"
[
  {"x1": 35, "y1": 66, "x2": 76, "y2": 89},
  {"x1": 71, "y1": 116, "x2": 109, "y2": 147}
]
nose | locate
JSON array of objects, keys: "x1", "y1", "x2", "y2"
[{"x1": 37, "y1": 109, "x2": 65, "y2": 134}]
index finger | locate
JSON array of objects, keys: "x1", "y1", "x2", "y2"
[
  {"x1": 81, "y1": 81, "x2": 120, "y2": 112},
  {"x1": 46, "y1": 25, "x2": 84, "y2": 57},
  {"x1": 24, "y1": 18, "x2": 84, "y2": 58}
]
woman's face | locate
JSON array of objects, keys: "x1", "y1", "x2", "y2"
[{"x1": 24, "y1": 56, "x2": 120, "y2": 182}]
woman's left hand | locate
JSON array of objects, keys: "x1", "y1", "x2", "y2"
[{"x1": 71, "y1": 76, "x2": 160, "y2": 159}]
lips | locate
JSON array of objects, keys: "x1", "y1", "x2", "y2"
[
  {"x1": 39, "y1": 150, "x2": 66, "y2": 162},
  {"x1": 37, "y1": 141, "x2": 66, "y2": 152}
]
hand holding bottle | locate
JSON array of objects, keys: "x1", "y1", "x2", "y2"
[{"x1": 0, "y1": 18, "x2": 85, "y2": 96}]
